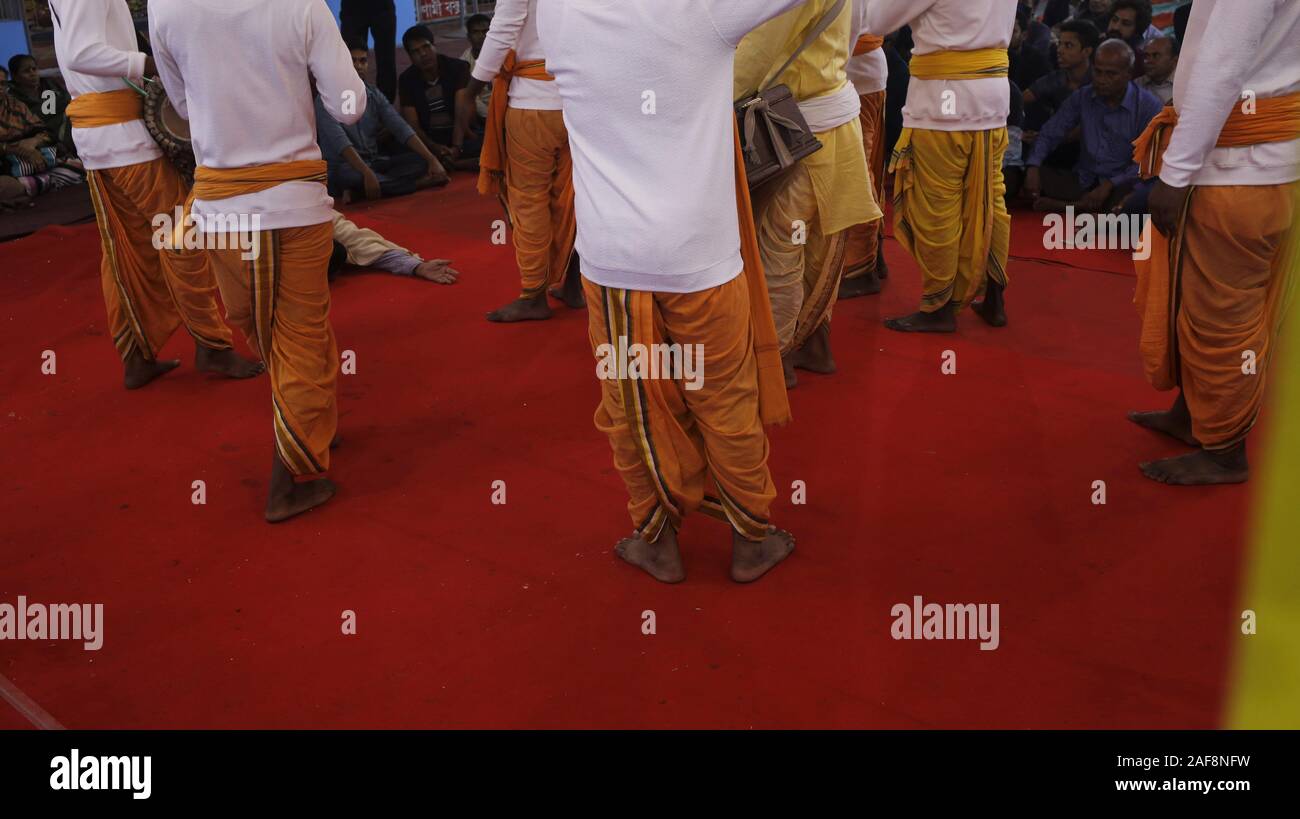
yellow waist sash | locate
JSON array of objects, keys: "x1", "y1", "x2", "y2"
[
  {"x1": 478, "y1": 51, "x2": 556, "y2": 198},
  {"x1": 66, "y1": 89, "x2": 143, "y2": 128},
  {"x1": 909, "y1": 48, "x2": 1008, "y2": 81}
]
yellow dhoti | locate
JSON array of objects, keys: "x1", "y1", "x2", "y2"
[
  {"x1": 891, "y1": 127, "x2": 1011, "y2": 311},
  {"x1": 889, "y1": 48, "x2": 1012, "y2": 312}
]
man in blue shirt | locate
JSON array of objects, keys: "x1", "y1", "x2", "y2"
[
  {"x1": 316, "y1": 42, "x2": 446, "y2": 201},
  {"x1": 1024, "y1": 39, "x2": 1163, "y2": 214}
]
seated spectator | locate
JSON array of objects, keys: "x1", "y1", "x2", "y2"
[
  {"x1": 1023, "y1": 17, "x2": 1099, "y2": 159},
  {"x1": 398, "y1": 24, "x2": 480, "y2": 169},
  {"x1": 1011, "y1": 5, "x2": 1053, "y2": 92},
  {"x1": 460, "y1": 14, "x2": 493, "y2": 122},
  {"x1": 7, "y1": 54, "x2": 74, "y2": 155},
  {"x1": 316, "y1": 43, "x2": 446, "y2": 202},
  {"x1": 0, "y1": 87, "x2": 82, "y2": 199},
  {"x1": 1023, "y1": 40, "x2": 1163, "y2": 215},
  {"x1": 1135, "y1": 34, "x2": 1177, "y2": 104},
  {"x1": 327, "y1": 210, "x2": 460, "y2": 284},
  {"x1": 1105, "y1": 0, "x2": 1152, "y2": 75}
]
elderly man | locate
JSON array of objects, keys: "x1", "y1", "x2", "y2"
[
  {"x1": 1024, "y1": 40, "x2": 1163, "y2": 214},
  {"x1": 1136, "y1": 34, "x2": 1178, "y2": 105}
]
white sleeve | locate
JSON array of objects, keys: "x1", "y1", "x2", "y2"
[
  {"x1": 306, "y1": 0, "x2": 368, "y2": 125},
  {"x1": 472, "y1": 0, "x2": 528, "y2": 83},
  {"x1": 866, "y1": 0, "x2": 939, "y2": 37},
  {"x1": 148, "y1": 8, "x2": 188, "y2": 119},
  {"x1": 1159, "y1": 0, "x2": 1282, "y2": 188},
  {"x1": 707, "y1": 0, "x2": 813, "y2": 48},
  {"x1": 51, "y1": 0, "x2": 146, "y2": 80}
]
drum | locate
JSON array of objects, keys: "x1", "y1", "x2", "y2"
[{"x1": 138, "y1": 78, "x2": 195, "y2": 184}]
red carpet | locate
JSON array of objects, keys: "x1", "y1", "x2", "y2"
[{"x1": 0, "y1": 177, "x2": 1256, "y2": 728}]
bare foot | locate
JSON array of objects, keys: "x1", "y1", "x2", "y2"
[
  {"x1": 790, "y1": 322, "x2": 836, "y2": 374},
  {"x1": 1140, "y1": 446, "x2": 1248, "y2": 486},
  {"x1": 265, "y1": 451, "x2": 335, "y2": 523},
  {"x1": 487, "y1": 294, "x2": 551, "y2": 323},
  {"x1": 195, "y1": 344, "x2": 265, "y2": 379},
  {"x1": 730, "y1": 528, "x2": 796, "y2": 583},
  {"x1": 124, "y1": 349, "x2": 180, "y2": 390},
  {"x1": 971, "y1": 280, "x2": 1007, "y2": 327},
  {"x1": 838, "y1": 270, "x2": 882, "y2": 299},
  {"x1": 884, "y1": 305, "x2": 957, "y2": 333},
  {"x1": 614, "y1": 526, "x2": 685, "y2": 583},
  {"x1": 1128, "y1": 394, "x2": 1198, "y2": 447},
  {"x1": 414, "y1": 259, "x2": 459, "y2": 284}
]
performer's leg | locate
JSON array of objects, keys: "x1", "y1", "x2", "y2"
[
  {"x1": 583, "y1": 277, "x2": 686, "y2": 582},
  {"x1": 488, "y1": 108, "x2": 559, "y2": 323},
  {"x1": 841, "y1": 90, "x2": 886, "y2": 299},
  {"x1": 1142, "y1": 183, "x2": 1298, "y2": 485},
  {"x1": 790, "y1": 223, "x2": 847, "y2": 376},
  {"x1": 756, "y1": 163, "x2": 818, "y2": 385},
  {"x1": 373, "y1": 8, "x2": 399, "y2": 104},
  {"x1": 133, "y1": 159, "x2": 263, "y2": 377},
  {"x1": 246, "y1": 225, "x2": 339, "y2": 521},
  {"x1": 885, "y1": 129, "x2": 964, "y2": 332},
  {"x1": 656, "y1": 276, "x2": 793, "y2": 583},
  {"x1": 547, "y1": 114, "x2": 582, "y2": 309},
  {"x1": 87, "y1": 164, "x2": 185, "y2": 388},
  {"x1": 972, "y1": 128, "x2": 1011, "y2": 327}
]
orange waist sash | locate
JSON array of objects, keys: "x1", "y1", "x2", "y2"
[{"x1": 66, "y1": 89, "x2": 143, "y2": 128}]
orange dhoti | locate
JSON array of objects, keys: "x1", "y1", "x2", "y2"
[
  {"x1": 210, "y1": 223, "x2": 338, "y2": 477},
  {"x1": 477, "y1": 54, "x2": 576, "y2": 299},
  {"x1": 842, "y1": 89, "x2": 888, "y2": 280},
  {"x1": 1132, "y1": 92, "x2": 1300, "y2": 451},
  {"x1": 1140, "y1": 183, "x2": 1299, "y2": 450},
  {"x1": 86, "y1": 157, "x2": 234, "y2": 362},
  {"x1": 502, "y1": 107, "x2": 576, "y2": 298},
  {"x1": 584, "y1": 274, "x2": 777, "y2": 542},
  {"x1": 584, "y1": 127, "x2": 791, "y2": 543}
]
